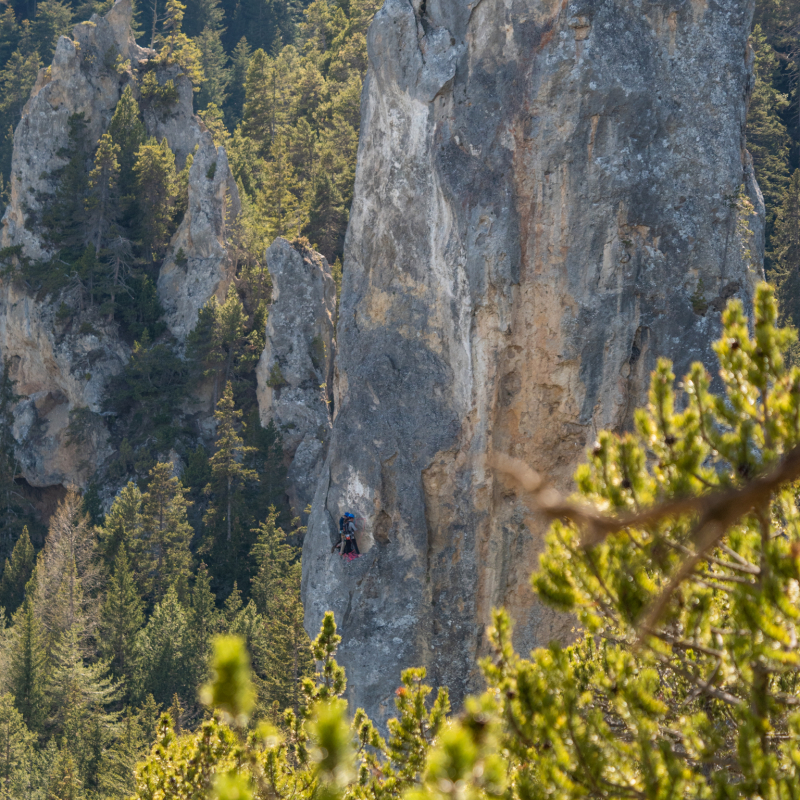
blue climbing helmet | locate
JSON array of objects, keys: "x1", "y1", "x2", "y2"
[{"x1": 345, "y1": 512, "x2": 355, "y2": 519}]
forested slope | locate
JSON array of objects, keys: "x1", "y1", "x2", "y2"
[{"x1": 0, "y1": 0, "x2": 376, "y2": 794}]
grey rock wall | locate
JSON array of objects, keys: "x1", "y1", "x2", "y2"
[
  {"x1": 256, "y1": 238, "x2": 336, "y2": 518},
  {"x1": 157, "y1": 137, "x2": 240, "y2": 341},
  {"x1": 302, "y1": 0, "x2": 764, "y2": 725}
]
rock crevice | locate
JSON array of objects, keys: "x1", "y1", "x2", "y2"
[{"x1": 256, "y1": 238, "x2": 337, "y2": 519}]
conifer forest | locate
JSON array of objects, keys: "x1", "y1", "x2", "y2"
[{"x1": 3, "y1": 0, "x2": 800, "y2": 797}]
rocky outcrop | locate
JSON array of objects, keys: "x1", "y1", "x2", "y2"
[
  {"x1": 0, "y1": 284, "x2": 128, "y2": 487},
  {"x1": 0, "y1": 0, "x2": 238, "y2": 488},
  {"x1": 157, "y1": 139, "x2": 240, "y2": 340},
  {"x1": 302, "y1": 0, "x2": 764, "y2": 724},
  {"x1": 2, "y1": 0, "x2": 144, "y2": 261},
  {"x1": 256, "y1": 238, "x2": 336, "y2": 518}
]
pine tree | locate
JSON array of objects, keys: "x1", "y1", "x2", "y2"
[
  {"x1": 223, "y1": 37, "x2": 251, "y2": 127},
  {"x1": 86, "y1": 132, "x2": 121, "y2": 256},
  {"x1": 107, "y1": 86, "x2": 146, "y2": 220},
  {"x1": 259, "y1": 133, "x2": 300, "y2": 240},
  {"x1": 183, "y1": 0, "x2": 224, "y2": 37},
  {"x1": 133, "y1": 137, "x2": 177, "y2": 264},
  {"x1": 0, "y1": 46, "x2": 41, "y2": 121},
  {"x1": 134, "y1": 585, "x2": 189, "y2": 705},
  {"x1": 250, "y1": 508, "x2": 312, "y2": 714},
  {"x1": 187, "y1": 285, "x2": 251, "y2": 402},
  {"x1": 155, "y1": 0, "x2": 204, "y2": 82},
  {"x1": 36, "y1": 493, "x2": 100, "y2": 651},
  {"x1": 0, "y1": 526, "x2": 34, "y2": 615},
  {"x1": 137, "y1": 462, "x2": 194, "y2": 603},
  {"x1": 100, "y1": 548, "x2": 145, "y2": 685},
  {"x1": 185, "y1": 563, "x2": 220, "y2": 690},
  {"x1": 9, "y1": 590, "x2": 48, "y2": 733},
  {"x1": 30, "y1": 0, "x2": 72, "y2": 61},
  {"x1": 40, "y1": 113, "x2": 91, "y2": 271},
  {"x1": 0, "y1": 360, "x2": 32, "y2": 551},
  {"x1": 203, "y1": 383, "x2": 257, "y2": 588},
  {"x1": 196, "y1": 25, "x2": 231, "y2": 111},
  {"x1": 242, "y1": 49, "x2": 297, "y2": 155},
  {"x1": 302, "y1": 168, "x2": 347, "y2": 262},
  {"x1": 98, "y1": 481, "x2": 143, "y2": 569},
  {"x1": 747, "y1": 25, "x2": 791, "y2": 250},
  {"x1": 46, "y1": 623, "x2": 120, "y2": 783},
  {"x1": 0, "y1": 8, "x2": 18, "y2": 67},
  {"x1": 0, "y1": 692, "x2": 34, "y2": 800},
  {"x1": 45, "y1": 747, "x2": 82, "y2": 800},
  {"x1": 772, "y1": 169, "x2": 800, "y2": 333},
  {"x1": 160, "y1": 0, "x2": 185, "y2": 60}
]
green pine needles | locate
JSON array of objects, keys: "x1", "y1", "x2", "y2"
[{"x1": 128, "y1": 283, "x2": 800, "y2": 800}]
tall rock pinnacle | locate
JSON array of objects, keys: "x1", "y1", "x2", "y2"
[{"x1": 302, "y1": 0, "x2": 764, "y2": 724}]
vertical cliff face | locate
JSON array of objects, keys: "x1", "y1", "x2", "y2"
[
  {"x1": 256, "y1": 238, "x2": 336, "y2": 518},
  {"x1": 0, "y1": 0, "x2": 238, "y2": 489},
  {"x1": 302, "y1": 0, "x2": 764, "y2": 723}
]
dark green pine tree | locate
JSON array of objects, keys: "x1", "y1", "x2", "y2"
[
  {"x1": 132, "y1": 137, "x2": 177, "y2": 264},
  {"x1": 0, "y1": 359, "x2": 33, "y2": 553},
  {"x1": 134, "y1": 585, "x2": 190, "y2": 706},
  {"x1": 0, "y1": 526, "x2": 35, "y2": 615},
  {"x1": 185, "y1": 562, "x2": 220, "y2": 690},
  {"x1": 195, "y1": 25, "x2": 230, "y2": 111},
  {"x1": 30, "y1": 0, "x2": 72, "y2": 61},
  {"x1": 108, "y1": 86, "x2": 146, "y2": 224},
  {"x1": 250, "y1": 507, "x2": 312, "y2": 714},
  {"x1": 9, "y1": 588, "x2": 48, "y2": 733},
  {"x1": 100, "y1": 547, "x2": 145, "y2": 687},
  {"x1": 772, "y1": 169, "x2": 800, "y2": 335},
  {"x1": 244, "y1": 414, "x2": 289, "y2": 531},
  {"x1": 746, "y1": 25, "x2": 791, "y2": 252},
  {"x1": 302, "y1": 168, "x2": 348, "y2": 263},
  {"x1": 183, "y1": 0, "x2": 224, "y2": 37},
  {"x1": 97, "y1": 481, "x2": 142, "y2": 569},
  {"x1": 223, "y1": 36, "x2": 251, "y2": 127},
  {"x1": 136, "y1": 462, "x2": 194, "y2": 603},
  {"x1": 202, "y1": 382, "x2": 257, "y2": 592},
  {"x1": 40, "y1": 113, "x2": 91, "y2": 284}
]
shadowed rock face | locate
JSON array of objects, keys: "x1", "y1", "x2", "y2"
[
  {"x1": 256, "y1": 238, "x2": 337, "y2": 518},
  {"x1": 302, "y1": 0, "x2": 764, "y2": 725}
]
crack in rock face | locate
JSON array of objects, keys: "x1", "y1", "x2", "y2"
[
  {"x1": 302, "y1": 0, "x2": 764, "y2": 727},
  {"x1": 256, "y1": 238, "x2": 337, "y2": 519}
]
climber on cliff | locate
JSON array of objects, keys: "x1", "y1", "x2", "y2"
[{"x1": 336, "y1": 512, "x2": 360, "y2": 560}]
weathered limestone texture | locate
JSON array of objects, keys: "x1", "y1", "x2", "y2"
[
  {"x1": 256, "y1": 238, "x2": 336, "y2": 517},
  {"x1": 0, "y1": 284, "x2": 128, "y2": 487},
  {"x1": 0, "y1": 0, "x2": 238, "y2": 487},
  {"x1": 157, "y1": 137, "x2": 240, "y2": 340},
  {"x1": 302, "y1": 0, "x2": 764, "y2": 725}
]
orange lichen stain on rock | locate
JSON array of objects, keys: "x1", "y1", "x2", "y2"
[
  {"x1": 588, "y1": 114, "x2": 600, "y2": 162},
  {"x1": 422, "y1": 448, "x2": 460, "y2": 560},
  {"x1": 364, "y1": 270, "x2": 428, "y2": 328},
  {"x1": 646, "y1": 8, "x2": 679, "y2": 55},
  {"x1": 690, "y1": 0, "x2": 707, "y2": 21}
]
